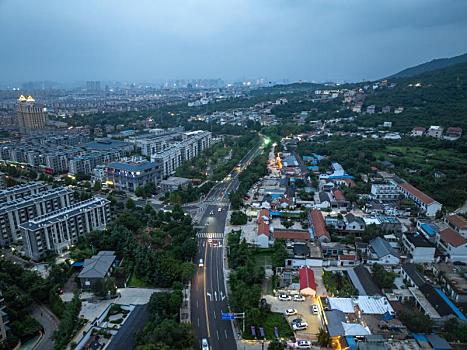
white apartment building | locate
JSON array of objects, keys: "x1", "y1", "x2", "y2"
[
  {"x1": 20, "y1": 197, "x2": 110, "y2": 260},
  {"x1": 0, "y1": 187, "x2": 74, "y2": 246},
  {"x1": 370, "y1": 183, "x2": 400, "y2": 201}
]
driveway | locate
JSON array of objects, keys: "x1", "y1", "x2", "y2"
[{"x1": 30, "y1": 304, "x2": 59, "y2": 350}]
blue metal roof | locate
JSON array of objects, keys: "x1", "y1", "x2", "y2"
[
  {"x1": 421, "y1": 223, "x2": 437, "y2": 237},
  {"x1": 434, "y1": 288, "x2": 467, "y2": 321}
]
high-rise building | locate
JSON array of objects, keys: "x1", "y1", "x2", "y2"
[
  {"x1": 86, "y1": 81, "x2": 101, "y2": 92},
  {"x1": 16, "y1": 95, "x2": 47, "y2": 133}
]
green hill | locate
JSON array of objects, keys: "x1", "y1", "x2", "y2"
[{"x1": 390, "y1": 52, "x2": 467, "y2": 78}]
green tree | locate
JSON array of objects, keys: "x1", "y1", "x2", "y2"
[
  {"x1": 317, "y1": 328, "x2": 330, "y2": 347},
  {"x1": 126, "y1": 198, "x2": 135, "y2": 210},
  {"x1": 398, "y1": 306, "x2": 433, "y2": 333},
  {"x1": 268, "y1": 340, "x2": 285, "y2": 350},
  {"x1": 371, "y1": 264, "x2": 396, "y2": 289}
]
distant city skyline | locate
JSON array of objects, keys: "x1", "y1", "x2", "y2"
[{"x1": 1, "y1": 0, "x2": 467, "y2": 84}]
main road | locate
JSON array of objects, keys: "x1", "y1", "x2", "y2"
[{"x1": 191, "y1": 144, "x2": 262, "y2": 350}]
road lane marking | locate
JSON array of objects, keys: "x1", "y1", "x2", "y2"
[
  {"x1": 197, "y1": 300, "x2": 199, "y2": 308},
  {"x1": 213, "y1": 311, "x2": 216, "y2": 319},
  {"x1": 225, "y1": 329, "x2": 228, "y2": 339},
  {"x1": 216, "y1": 330, "x2": 220, "y2": 340},
  {"x1": 203, "y1": 241, "x2": 210, "y2": 338},
  {"x1": 197, "y1": 318, "x2": 200, "y2": 327}
]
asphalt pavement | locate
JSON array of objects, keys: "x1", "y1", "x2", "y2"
[
  {"x1": 30, "y1": 304, "x2": 59, "y2": 350},
  {"x1": 191, "y1": 144, "x2": 262, "y2": 350}
]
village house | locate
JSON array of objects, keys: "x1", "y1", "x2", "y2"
[
  {"x1": 410, "y1": 127, "x2": 426, "y2": 137},
  {"x1": 443, "y1": 127, "x2": 462, "y2": 140},
  {"x1": 401, "y1": 232, "x2": 436, "y2": 263},
  {"x1": 367, "y1": 237, "x2": 400, "y2": 265},
  {"x1": 427, "y1": 125, "x2": 444, "y2": 139},
  {"x1": 445, "y1": 214, "x2": 467, "y2": 237},
  {"x1": 436, "y1": 227, "x2": 467, "y2": 263}
]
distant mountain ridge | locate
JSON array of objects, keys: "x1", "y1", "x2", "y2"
[{"x1": 389, "y1": 52, "x2": 467, "y2": 79}]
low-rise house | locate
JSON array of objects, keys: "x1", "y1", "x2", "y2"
[
  {"x1": 427, "y1": 126, "x2": 444, "y2": 139},
  {"x1": 273, "y1": 228, "x2": 310, "y2": 242},
  {"x1": 331, "y1": 188, "x2": 349, "y2": 210},
  {"x1": 445, "y1": 214, "x2": 467, "y2": 237},
  {"x1": 401, "y1": 263, "x2": 426, "y2": 288},
  {"x1": 436, "y1": 227, "x2": 467, "y2": 263},
  {"x1": 417, "y1": 220, "x2": 439, "y2": 243},
  {"x1": 338, "y1": 254, "x2": 358, "y2": 267},
  {"x1": 308, "y1": 209, "x2": 331, "y2": 242},
  {"x1": 256, "y1": 208, "x2": 270, "y2": 248},
  {"x1": 299, "y1": 266, "x2": 316, "y2": 296},
  {"x1": 411, "y1": 127, "x2": 426, "y2": 137},
  {"x1": 344, "y1": 214, "x2": 366, "y2": 233},
  {"x1": 159, "y1": 176, "x2": 191, "y2": 193},
  {"x1": 370, "y1": 182, "x2": 400, "y2": 201},
  {"x1": 443, "y1": 127, "x2": 462, "y2": 140},
  {"x1": 78, "y1": 251, "x2": 116, "y2": 290},
  {"x1": 367, "y1": 237, "x2": 400, "y2": 265},
  {"x1": 402, "y1": 233, "x2": 436, "y2": 263},
  {"x1": 432, "y1": 263, "x2": 467, "y2": 304},
  {"x1": 393, "y1": 179, "x2": 442, "y2": 217}
]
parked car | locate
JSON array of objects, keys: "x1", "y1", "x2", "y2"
[
  {"x1": 292, "y1": 322, "x2": 308, "y2": 331},
  {"x1": 218, "y1": 207, "x2": 222, "y2": 212},
  {"x1": 293, "y1": 295, "x2": 305, "y2": 302},
  {"x1": 297, "y1": 340, "x2": 312, "y2": 349},
  {"x1": 284, "y1": 308, "x2": 297, "y2": 316},
  {"x1": 278, "y1": 294, "x2": 292, "y2": 301},
  {"x1": 291, "y1": 318, "x2": 303, "y2": 325},
  {"x1": 312, "y1": 304, "x2": 319, "y2": 314}
]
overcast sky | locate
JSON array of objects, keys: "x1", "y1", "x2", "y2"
[{"x1": 1, "y1": 0, "x2": 467, "y2": 84}]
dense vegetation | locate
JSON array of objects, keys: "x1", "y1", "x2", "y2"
[
  {"x1": 228, "y1": 232, "x2": 293, "y2": 340},
  {"x1": 53, "y1": 293, "x2": 82, "y2": 350},
  {"x1": 230, "y1": 151, "x2": 269, "y2": 210},
  {"x1": 297, "y1": 135, "x2": 467, "y2": 209},
  {"x1": 0, "y1": 260, "x2": 66, "y2": 348},
  {"x1": 371, "y1": 264, "x2": 396, "y2": 289},
  {"x1": 70, "y1": 204, "x2": 196, "y2": 288},
  {"x1": 390, "y1": 53, "x2": 467, "y2": 78},
  {"x1": 136, "y1": 288, "x2": 193, "y2": 350},
  {"x1": 322, "y1": 271, "x2": 357, "y2": 297}
]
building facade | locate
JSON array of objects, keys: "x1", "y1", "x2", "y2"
[
  {"x1": 0, "y1": 187, "x2": 74, "y2": 246},
  {"x1": 0, "y1": 182, "x2": 48, "y2": 204},
  {"x1": 20, "y1": 197, "x2": 111, "y2": 260},
  {"x1": 16, "y1": 95, "x2": 47, "y2": 133},
  {"x1": 105, "y1": 159, "x2": 161, "y2": 192}
]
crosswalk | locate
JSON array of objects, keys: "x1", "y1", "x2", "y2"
[{"x1": 197, "y1": 232, "x2": 225, "y2": 239}]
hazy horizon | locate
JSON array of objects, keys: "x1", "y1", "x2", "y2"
[{"x1": 1, "y1": 0, "x2": 467, "y2": 84}]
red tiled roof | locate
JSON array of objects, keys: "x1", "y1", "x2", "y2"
[
  {"x1": 399, "y1": 182, "x2": 436, "y2": 205},
  {"x1": 447, "y1": 214, "x2": 467, "y2": 230},
  {"x1": 332, "y1": 188, "x2": 346, "y2": 202},
  {"x1": 440, "y1": 227, "x2": 467, "y2": 248},
  {"x1": 299, "y1": 267, "x2": 316, "y2": 292},
  {"x1": 412, "y1": 127, "x2": 426, "y2": 132},
  {"x1": 339, "y1": 254, "x2": 357, "y2": 261},
  {"x1": 258, "y1": 222, "x2": 270, "y2": 237},
  {"x1": 446, "y1": 127, "x2": 462, "y2": 134},
  {"x1": 273, "y1": 229, "x2": 309, "y2": 241},
  {"x1": 309, "y1": 209, "x2": 330, "y2": 240},
  {"x1": 258, "y1": 209, "x2": 270, "y2": 224}
]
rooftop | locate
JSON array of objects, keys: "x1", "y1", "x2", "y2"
[
  {"x1": 107, "y1": 160, "x2": 157, "y2": 172},
  {"x1": 446, "y1": 214, "x2": 467, "y2": 230},
  {"x1": 78, "y1": 251, "x2": 116, "y2": 279},
  {"x1": 439, "y1": 227, "x2": 466, "y2": 248},
  {"x1": 399, "y1": 182, "x2": 436, "y2": 205}
]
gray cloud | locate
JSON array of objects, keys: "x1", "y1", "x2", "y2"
[{"x1": 1, "y1": 0, "x2": 467, "y2": 84}]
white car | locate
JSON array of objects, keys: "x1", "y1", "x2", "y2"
[
  {"x1": 284, "y1": 308, "x2": 297, "y2": 316},
  {"x1": 278, "y1": 294, "x2": 292, "y2": 301},
  {"x1": 209, "y1": 210, "x2": 214, "y2": 216},
  {"x1": 292, "y1": 322, "x2": 308, "y2": 331},
  {"x1": 312, "y1": 304, "x2": 319, "y2": 314},
  {"x1": 297, "y1": 340, "x2": 312, "y2": 349},
  {"x1": 293, "y1": 295, "x2": 305, "y2": 302},
  {"x1": 217, "y1": 207, "x2": 222, "y2": 212},
  {"x1": 199, "y1": 259, "x2": 204, "y2": 268},
  {"x1": 201, "y1": 338, "x2": 209, "y2": 350}
]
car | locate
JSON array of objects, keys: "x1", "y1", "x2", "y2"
[
  {"x1": 208, "y1": 238, "x2": 212, "y2": 244},
  {"x1": 199, "y1": 259, "x2": 204, "y2": 267},
  {"x1": 201, "y1": 338, "x2": 209, "y2": 350},
  {"x1": 291, "y1": 318, "x2": 303, "y2": 325},
  {"x1": 209, "y1": 210, "x2": 214, "y2": 216},
  {"x1": 292, "y1": 322, "x2": 308, "y2": 331},
  {"x1": 278, "y1": 294, "x2": 292, "y2": 301},
  {"x1": 293, "y1": 295, "x2": 305, "y2": 302},
  {"x1": 284, "y1": 308, "x2": 297, "y2": 316},
  {"x1": 297, "y1": 340, "x2": 312, "y2": 349},
  {"x1": 217, "y1": 207, "x2": 222, "y2": 212},
  {"x1": 312, "y1": 304, "x2": 319, "y2": 314}
]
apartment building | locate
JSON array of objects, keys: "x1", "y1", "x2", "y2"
[
  {"x1": 0, "y1": 187, "x2": 74, "y2": 246},
  {"x1": 20, "y1": 197, "x2": 111, "y2": 260},
  {"x1": 370, "y1": 182, "x2": 400, "y2": 201},
  {"x1": 69, "y1": 150, "x2": 123, "y2": 175},
  {"x1": 0, "y1": 182, "x2": 48, "y2": 204},
  {"x1": 105, "y1": 159, "x2": 161, "y2": 192},
  {"x1": 152, "y1": 145, "x2": 183, "y2": 178},
  {"x1": 16, "y1": 95, "x2": 47, "y2": 133}
]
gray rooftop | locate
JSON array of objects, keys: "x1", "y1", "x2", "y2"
[
  {"x1": 78, "y1": 251, "x2": 116, "y2": 279},
  {"x1": 325, "y1": 310, "x2": 346, "y2": 337},
  {"x1": 369, "y1": 237, "x2": 399, "y2": 259},
  {"x1": 0, "y1": 187, "x2": 73, "y2": 214},
  {"x1": 19, "y1": 197, "x2": 109, "y2": 231},
  {"x1": 107, "y1": 160, "x2": 157, "y2": 172}
]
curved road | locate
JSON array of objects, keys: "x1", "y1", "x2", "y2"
[{"x1": 31, "y1": 304, "x2": 59, "y2": 350}]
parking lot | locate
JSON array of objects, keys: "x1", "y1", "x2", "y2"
[{"x1": 265, "y1": 294, "x2": 323, "y2": 342}]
